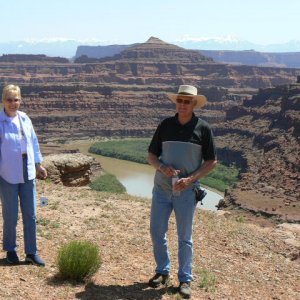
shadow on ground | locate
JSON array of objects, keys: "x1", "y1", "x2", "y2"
[
  {"x1": 0, "y1": 258, "x2": 31, "y2": 267},
  {"x1": 75, "y1": 281, "x2": 178, "y2": 300}
]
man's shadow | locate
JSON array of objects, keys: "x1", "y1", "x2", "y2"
[
  {"x1": 47, "y1": 275, "x2": 178, "y2": 300},
  {"x1": 74, "y1": 281, "x2": 178, "y2": 300}
]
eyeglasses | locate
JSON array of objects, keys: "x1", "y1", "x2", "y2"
[
  {"x1": 5, "y1": 98, "x2": 20, "y2": 103},
  {"x1": 176, "y1": 98, "x2": 193, "y2": 105}
]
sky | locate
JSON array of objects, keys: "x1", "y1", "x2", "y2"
[{"x1": 1, "y1": 0, "x2": 299, "y2": 45}]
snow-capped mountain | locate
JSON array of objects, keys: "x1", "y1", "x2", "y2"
[{"x1": 174, "y1": 36, "x2": 300, "y2": 52}]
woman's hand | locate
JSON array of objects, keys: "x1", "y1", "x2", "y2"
[{"x1": 36, "y1": 165, "x2": 47, "y2": 180}]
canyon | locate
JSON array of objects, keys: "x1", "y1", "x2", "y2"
[
  {"x1": 75, "y1": 41, "x2": 300, "y2": 68},
  {"x1": 0, "y1": 37, "x2": 299, "y2": 222}
]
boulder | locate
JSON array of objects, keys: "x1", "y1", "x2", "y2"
[{"x1": 42, "y1": 153, "x2": 101, "y2": 186}]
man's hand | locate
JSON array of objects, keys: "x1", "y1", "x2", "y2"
[
  {"x1": 36, "y1": 165, "x2": 47, "y2": 180},
  {"x1": 173, "y1": 177, "x2": 192, "y2": 192},
  {"x1": 160, "y1": 164, "x2": 180, "y2": 178}
]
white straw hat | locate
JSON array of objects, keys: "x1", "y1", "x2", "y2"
[{"x1": 167, "y1": 85, "x2": 207, "y2": 108}]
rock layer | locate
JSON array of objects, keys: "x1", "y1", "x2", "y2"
[
  {"x1": 0, "y1": 37, "x2": 299, "y2": 222},
  {"x1": 217, "y1": 83, "x2": 300, "y2": 222},
  {"x1": 42, "y1": 153, "x2": 101, "y2": 186}
]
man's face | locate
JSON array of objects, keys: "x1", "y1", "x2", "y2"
[{"x1": 175, "y1": 96, "x2": 196, "y2": 117}]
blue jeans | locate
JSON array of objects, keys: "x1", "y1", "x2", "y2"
[
  {"x1": 0, "y1": 158, "x2": 37, "y2": 254},
  {"x1": 150, "y1": 187, "x2": 197, "y2": 282}
]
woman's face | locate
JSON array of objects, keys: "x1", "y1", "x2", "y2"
[{"x1": 3, "y1": 91, "x2": 21, "y2": 117}]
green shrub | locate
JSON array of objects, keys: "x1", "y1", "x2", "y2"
[
  {"x1": 89, "y1": 173, "x2": 126, "y2": 193},
  {"x1": 201, "y1": 164, "x2": 239, "y2": 192},
  {"x1": 57, "y1": 240, "x2": 101, "y2": 281},
  {"x1": 236, "y1": 215, "x2": 246, "y2": 223},
  {"x1": 89, "y1": 139, "x2": 150, "y2": 164},
  {"x1": 197, "y1": 268, "x2": 217, "y2": 292},
  {"x1": 201, "y1": 176, "x2": 228, "y2": 192}
]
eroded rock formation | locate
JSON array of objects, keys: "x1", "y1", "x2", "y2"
[{"x1": 42, "y1": 153, "x2": 101, "y2": 186}]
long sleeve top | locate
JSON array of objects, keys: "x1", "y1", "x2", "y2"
[{"x1": 0, "y1": 110, "x2": 43, "y2": 184}]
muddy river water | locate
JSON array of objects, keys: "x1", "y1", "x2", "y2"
[{"x1": 65, "y1": 142, "x2": 224, "y2": 211}]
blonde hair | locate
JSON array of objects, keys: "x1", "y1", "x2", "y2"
[{"x1": 2, "y1": 84, "x2": 21, "y2": 102}]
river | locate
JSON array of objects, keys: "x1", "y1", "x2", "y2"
[{"x1": 64, "y1": 142, "x2": 224, "y2": 211}]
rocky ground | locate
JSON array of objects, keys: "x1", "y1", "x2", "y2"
[{"x1": 0, "y1": 182, "x2": 299, "y2": 300}]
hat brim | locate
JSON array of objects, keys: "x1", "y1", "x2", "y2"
[{"x1": 167, "y1": 93, "x2": 207, "y2": 108}]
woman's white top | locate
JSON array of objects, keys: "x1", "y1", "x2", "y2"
[{"x1": 9, "y1": 115, "x2": 27, "y2": 154}]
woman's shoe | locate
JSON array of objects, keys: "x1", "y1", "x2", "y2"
[{"x1": 6, "y1": 251, "x2": 19, "y2": 264}]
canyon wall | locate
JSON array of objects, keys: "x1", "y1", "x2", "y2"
[
  {"x1": 0, "y1": 37, "x2": 299, "y2": 222},
  {"x1": 217, "y1": 83, "x2": 300, "y2": 222}
]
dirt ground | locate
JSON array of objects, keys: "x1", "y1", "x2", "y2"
[{"x1": 0, "y1": 182, "x2": 299, "y2": 300}]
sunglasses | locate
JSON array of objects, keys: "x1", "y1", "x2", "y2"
[
  {"x1": 176, "y1": 98, "x2": 193, "y2": 105},
  {"x1": 5, "y1": 98, "x2": 21, "y2": 103}
]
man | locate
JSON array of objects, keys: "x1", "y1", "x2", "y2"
[{"x1": 147, "y1": 85, "x2": 217, "y2": 299}]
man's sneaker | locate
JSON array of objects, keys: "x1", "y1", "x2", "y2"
[
  {"x1": 25, "y1": 254, "x2": 45, "y2": 267},
  {"x1": 148, "y1": 273, "x2": 170, "y2": 288},
  {"x1": 6, "y1": 251, "x2": 19, "y2": 264},
  {"x1": 179, "y1": 282, "x2": 192, "y2": 299}
]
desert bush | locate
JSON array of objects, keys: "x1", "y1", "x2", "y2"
[
  {"x1": 57, "y1": 240, "x2": 101, "y2": 281},
  {"x1": 236, "y1": 215, "x2": 246, "y2": 223},
  {"x1": 89, "y1": 173, "x2": 126, "y2": 193},
  {"x1": 197, "y1": 267, "x2": 217, "y2": 292}
]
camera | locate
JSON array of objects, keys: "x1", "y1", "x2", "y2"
[{"x1": 193, "y1": 186, "x2": 207, "y2": 205}]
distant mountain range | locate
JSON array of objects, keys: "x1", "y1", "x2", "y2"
[
  {"x1": 175, "y1": 36, "x2": 300, "y2": 52},
  {"x1": 1, "y1": 37, "x2": 300, "y2": 59}
]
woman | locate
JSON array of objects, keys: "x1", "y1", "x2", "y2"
[{"x1": 0, "y1": 84, "x2": 47, "y2": 266}]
